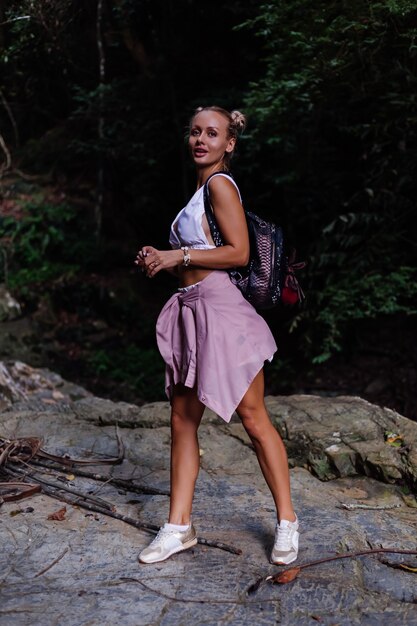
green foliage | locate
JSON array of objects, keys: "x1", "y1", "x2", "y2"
[
  {"x1": 240, "y1": 0, "x2": 417, "y2": 361},
  {"x1": 2, "y1": 0, "x2": 417, "y2": 386},
  {"x1": 87, "y1": 345, "x2": 165, "y2": 402},
  {"x1": 0, "y1": 198, "x2": 95, "y2": 290},
  {"x1": 310, "y1": 267, "x2": 417, "y2": 362}
]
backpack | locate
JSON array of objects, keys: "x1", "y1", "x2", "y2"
[{"x1": 203, "y1": 172, "x2": 305, "y2": 310}]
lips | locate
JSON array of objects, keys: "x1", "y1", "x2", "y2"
[{"x1": 194, "y1": 149, "x2": 208, "y2": 157}]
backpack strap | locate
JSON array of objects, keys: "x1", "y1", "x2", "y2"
[
  {"x1": 203, "y1": 170, "x2": 241, "y2": 247},
  {"x1": 203, "y1": 172, "x2": 249, "y2": 280},
  {"x1": 203, "y1": 171, "x2": 230, "y2": 248}
]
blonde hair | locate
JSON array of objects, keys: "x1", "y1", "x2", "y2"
[{"x1": 190, "y1": 106, "x2": 247, "y2": 169}]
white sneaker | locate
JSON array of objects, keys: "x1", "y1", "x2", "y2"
[
  {"x1": 270, "y1": 513, "x2": 299, "y2": 565},
  {"x1": 138, "y1": 523, "x2": 197, "y2": 564}
]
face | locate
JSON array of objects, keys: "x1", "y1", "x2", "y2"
[{"x1": 189, "y1": 110, "x2": 235, "y2": 169}]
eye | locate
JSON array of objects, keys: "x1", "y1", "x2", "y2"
[
  {"x1": 208, "y1": 131, "x2": 217, "y2": 137},
  {"x1": 190, "y1": 128, "x2": 200, "y2": 136}
]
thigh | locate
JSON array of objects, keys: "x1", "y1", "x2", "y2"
[
  {"x1": 236, "y1": 369, "x2": 272, "y2": 438},
  {"x1": 237, "y1": 369, "x2": 265, "y2": 414},
  {"x1": 171, "y1": 383, "x2": 206, "y2": 427}
]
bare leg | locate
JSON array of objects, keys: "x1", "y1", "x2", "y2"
[
  {"x1": 236, "y1": 369, "x2": 296, "y2": 523},
  {"x1": 168, "y1": 383, "x2": 205, "y2": 525}
]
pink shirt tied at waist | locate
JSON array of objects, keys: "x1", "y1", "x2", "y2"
[{"x1": 156, "y1": 270, "x2": 277, "y2": 423}]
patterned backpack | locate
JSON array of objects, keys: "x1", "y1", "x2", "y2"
[{"x1": 203, "y1": 172, "x2": 305, "y2": 310}]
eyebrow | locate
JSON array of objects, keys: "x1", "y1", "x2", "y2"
[{"x1": 191, "y1": 125, "x2": 220, "y2": 130}]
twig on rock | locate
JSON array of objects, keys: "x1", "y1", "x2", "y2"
[
  {"x1": 18, "y1": 483, "x2": 242, "y2": 555},
  {"x1": 4, "y1": 465, "x2": 114, "y2": 511},
  {"x1": 337, "y1": 503, "x2": 403, "y2": 510},
  {"x1": 247, "y1": 548, "x2": 417, "y2": 594},
  {"x1": 30, "y1": 460, "x2": 170, "y2": 496},
  {"x1": 33, "y1": 547, "x2": 69, "y2": 578},
  {"x1": 119, "y1": 577, "x2": 279, "y2": 605},
  {"x1": 198, "y1": 537, "x2": 242, "y2": 555},
  {"x1": 379, "y1": 557, "x2": 417, "y2": 573},
  {"x1": 0, "y1": 481, "x2": 41, "y2": 504},
  {"x1": 37, "y1": 425, "x2": 124, "y2": 466},
  {"x1": 0, "y1": 428, "x2": 124, "y2": 468},
  {"x1": 1, "y1": 431, "x2": 240, "y2": 555}
]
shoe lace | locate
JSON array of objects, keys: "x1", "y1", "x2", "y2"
[
  {"x1": 275, "y1": 525, "x2": 292, "y2": 549},
  {"x1": 150, "y1": 527, "x2": 171, "y2": 546}
]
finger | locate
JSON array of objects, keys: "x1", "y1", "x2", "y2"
[
  {"x1": 148, "y1": 265, "x2": 160, "y2": 278},
  {"x1": 147, "y1": 259, "x2": 161, "y2": 277}
]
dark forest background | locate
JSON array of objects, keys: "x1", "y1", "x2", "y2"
[{"x1": 1, "y1": 0, "x2": 416, "y2": 419}]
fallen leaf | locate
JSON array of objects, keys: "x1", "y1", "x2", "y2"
[
  {"x1": 10, "y1": 509, "x2": 23, "y2": 517},
  {"x1": 66, "y1": 474, "x2": 75, "y2": 481},
  {"x1": 52, "y1": 390, "x2": 65, "y2": 400},
  {"x1": 271, "y1": 566, "x2": 301, "y2": 584},
  {"x1": 47, "y1": 506, "x2": 67, "y2": 521}
]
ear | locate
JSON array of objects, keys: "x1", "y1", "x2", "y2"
[{"x1": 225, "y1": 137, "x2": 236, "y2": 154}]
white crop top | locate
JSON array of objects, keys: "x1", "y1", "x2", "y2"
[{"x1": 169, "y1": 173, "x2": 242, "y2": 250}]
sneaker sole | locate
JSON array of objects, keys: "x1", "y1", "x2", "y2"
[
  {"x1": 270, "y1": 553, "x2": 298, "y2": 566},
  {"x1": 138, "y1": 537, "x2": 198, "y2": 564}
]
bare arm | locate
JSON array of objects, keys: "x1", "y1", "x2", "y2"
[{"x1": 136, "y1": 177, "x2": 249, "y2": 277}]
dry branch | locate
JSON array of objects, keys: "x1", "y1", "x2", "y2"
[
  {"x1": 248, "y1": 547, "x2": 417, "y2": 594},
  {"x1": 0, "y1": 433, "x2": 241, "y2": 556},
  {"x1": 5, "y1": 465, "x2": 114, "y2": 510},
  {"x1": 0, "y1": 431, "x2": 124, "y2": 467},
  {"x1": 31, "y1": 459, "x2": 170, "y2": 496},
  {"x1": 33, "y1": 547, "x2": 69, "y2": 578},
  {"x1": 0, "y1": 481, "x2": 41, "y2": 503},
  {"x1": 120, "y1": 577, "x2": 277, "y2": 605},
  {"x1": 29, "y1": 484, "x2": 242, "y2": 555}
]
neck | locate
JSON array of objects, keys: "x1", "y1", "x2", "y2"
[{"x1": 196, "y1": 163, "x2": 227, "y2": 188}]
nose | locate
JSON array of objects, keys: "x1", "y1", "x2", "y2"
[{"x1": 195, "y1": 132, "x2": 205, "y2": 145}]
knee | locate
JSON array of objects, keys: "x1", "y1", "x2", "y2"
[
  {"x1": 171, "y1": 409, "x2": 199, "y2": 435},
  {"x1": 238, "y1": 406, "x2": 269, "y2": 443}
]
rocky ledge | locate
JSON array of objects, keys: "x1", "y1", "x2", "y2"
[{"x1": 0, "y1": 361, "x2": 416, "y2": 626}]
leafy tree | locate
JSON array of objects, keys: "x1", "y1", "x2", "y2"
[{"x1": 240, "y1": 0, "x2": 417, "y2": 361}]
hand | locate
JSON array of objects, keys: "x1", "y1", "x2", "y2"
[
  {"x1": 135, "y1": 246, "x2": 182, "y2": 278},
  {"x1": 134, "y1": 248, "x2": 148, "y2": 273}
]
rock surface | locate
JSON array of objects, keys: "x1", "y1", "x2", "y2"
[{"x1": 1, "y1": 361, "x2": 417, "y2": 626}]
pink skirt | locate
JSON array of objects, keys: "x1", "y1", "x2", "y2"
[{"x1": 156, "y1": 270, "x2": 277, "y2": 423}]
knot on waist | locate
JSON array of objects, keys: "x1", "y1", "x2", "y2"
[{"x1": 178, "y1": 285, "x2": 201, "y2": 306}]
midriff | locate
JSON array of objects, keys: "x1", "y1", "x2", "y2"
[{"x1": 178, "y1": 266, "x2": 214, "y2": 288}]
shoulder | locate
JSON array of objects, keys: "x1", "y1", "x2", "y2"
[{"x1": 207, "y1": 174, "x2": 241, "y2": 202}]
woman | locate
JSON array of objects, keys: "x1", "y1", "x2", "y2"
[{"x1": 135, "y1": 106, "x2": 299, "y2": 565}]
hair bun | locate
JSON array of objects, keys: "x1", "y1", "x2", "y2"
[{"x1": 230, "y1": 110, "x2": 246, "y2": 133}]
